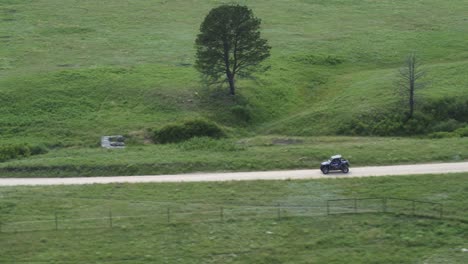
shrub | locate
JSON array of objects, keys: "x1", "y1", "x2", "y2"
[
  {"x1": 0, "y1": 145, "x2": 25, "y2": 162},
  {"x1": 341, "y1": 112, "x2": 404, "y2": 136},
  {"x1": 454, "y1": 126, "x2": 468, "y2": 137},
  {"x1": 153, "y1": 119, "x2": 225, "y2": 144},
  {"x1": 422, "y1": 98, "x2": 468, "y2": 122},
  {"x1": 427, "y1": 132, "x2": 460, "y2": 139},
  {"x1": 323, "y1": 55, "x2": 344, "y2": 65},
  {"x1": 339, "y1": 97, "x2": 468, "y2": 136},
  {"x1": 0, "y1": 144, "x2": 48, "y2": 162},
  {"x1": 429, "y1": 119, "x2": 463, "y2": 133},
  {"x1": 371, "y1": 117, "x2": 403, "y2": 136},
  {"x1": 29, "y1": 144, "x2": 49, "y2": 155},
  {"x1": 402, "y1": 113, "x2": 432, "y2": 135},
  {"x1": 344, "y1": 119, "x2": 371, "y2": 136},
  {"x1": 230, "y1": 105, "x2": 252, "y2": 123}
]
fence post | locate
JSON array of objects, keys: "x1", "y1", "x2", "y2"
[
  {"x1": 55, "y1": 213, "x2": 58, "y2": 231},
  {"x1": 326, "y1": 200, "x2": 330, "y2": 215},
  {"x1": 354, "y1": 199, "x2": 357, "y2": 213},
  {"x1": 109, "y1": 210, "x2": 113, "y2": 228},
  {"x1": 167, "y1": 208, "x2": 170, "y2": 223},
  {"x1": 220, "y1": 207, "x2": 224, "y2": 222},
  {"x1": 412, "y1": 200, "x2": 416, "y2": 216}
]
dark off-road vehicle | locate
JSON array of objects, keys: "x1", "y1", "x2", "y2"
[{"x1": 320, "y1": 155, "x2": 350, "y2": 174}]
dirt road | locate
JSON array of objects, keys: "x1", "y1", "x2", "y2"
[{"x1": 0, "y1": 162, "x2": 467, "y2": 186}]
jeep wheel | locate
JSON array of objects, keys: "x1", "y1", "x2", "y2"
[
  {"x1": 341, "y1": 166, "x2": 349, "y2": 173},
  {"x1": 321, "y1": 167, "x2": 329, "y2": 174}
]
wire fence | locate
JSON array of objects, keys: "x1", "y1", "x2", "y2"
[
  {"x1": 326, "y1": 197, "x2": 444, "y2": 218},
  {"x1": 0, "y1": 197, "x2": 466, "y2": 233}
]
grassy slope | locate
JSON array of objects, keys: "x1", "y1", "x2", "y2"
[
  {"x1": 1, "y1": 136, "x2": 468, "y2": 177},
  {"x1": 1, "y1": 0, "x2": 468, "y2": 175},
  {"x1": 1, "y1": 0, "x2": 468, "y2": 143},
  {"x1": 0, "y1": 66, "x2": 202, "y2": 145},
  {"x1": 261, "y1": 60, "x2": 468, "y2": 135},
  {"x1": 0, "y1": 174, "x2": 467, "y2": 263}
]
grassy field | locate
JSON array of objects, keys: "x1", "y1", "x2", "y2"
[
  {"x1": 2, "y1": 1, "x2": 468, "y2": 262},
  {"x1": 1, "y1": 0, "x2": 468, "y2": 144},
  {"x1": 1, "y1": 136, "x2": 468, "y2": 177},
  {"x1": 1, "y1": 0, "x2": 468, "y2": 172},
  {"x1": 0, "y1": 173, "x2": 467, "y2": 263}
]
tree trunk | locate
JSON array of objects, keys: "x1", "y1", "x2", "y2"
[
  {"x1": 223, "y1": 41, "x2": 235, "y2": 96},
  {"x1": 399, "y1": 53, "x2": 424, "y2": 121},
  {"x1": 409, "y1": 81, "x2": 414, "y2": 119},
  {"x1": 228, "y1": 74, "x2": 235, "y2": 95}
]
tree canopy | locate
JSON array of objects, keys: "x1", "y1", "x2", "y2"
[{"x1": 195, "y1": 4, "x2": 271, "y2": 95}]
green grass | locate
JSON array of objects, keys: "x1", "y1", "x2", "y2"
[
  {"x1": 2, "y1": 0, "x2": 468, "y2": 143},
  {"x1": 1, "y1": 1, "x2": 468, "y2": 173},
  {"x1": 259, "y1": 59, "x2": 468, "y2": 135},
  {"x1": 0, "y1": 136, "x2": 467, "y2": 177},
  {"x1": 0, "y1": 174, "x2": 467, "y2": 263},
  {"x1": 2, "y1": 2, "x2": 468, "y2": 262},
  {"x1": 0, "y1": 65, "x2": 203, "y2": 146}
]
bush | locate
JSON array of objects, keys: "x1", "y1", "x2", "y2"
[
  {"x1": 427, "y1": 132, "x2": 460, "y2": 139},
  {"x1": 323, "y1": 55, "x2": 344, "y2": 65},
  {"x1": 454, "y1": 126, "x2": 468, "y2": 137},
  {"x1": 339, "y1": 97, "x2": 468, "y2": 136},
  {"x1": 344, "y1": 119, "x2": 370, "y2": 136},
  {"x1": 371, "y1": 117, "x2": 403, "y2": 136},
  {"x1": 153, "y1": 119, "x2": 225, "y2": 144},
  {"x1": 401, "y1": 113, "x2": 432, "y2": 135},
  {"x1": 0, "y1": 145, "x2": 26, "y2": 162},
  {"x1": 341, "y1": 112, "x2": 404, "y2": 136},
  {"x1": 422, "y1": 98, "x2": 468, "y2": 122},
  {"x1": 294, "y1": 54, "x2": 344, "y2": 65},
  {"x1": 29, "y1": 144, "x2": 49, "y2": 155},
  {"x1": 0, "y1": 144, "x2": 48, "y2": 162},
  {"x1": 429, "y1": 119, "x2": 463, "y2": 133},
  {"x1": 230, "y1": 105, "x2": 252, "y2": 123}
]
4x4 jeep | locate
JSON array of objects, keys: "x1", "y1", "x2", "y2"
[{"x1": 320, "y1": 155, "x2": 350, "y2": 174}]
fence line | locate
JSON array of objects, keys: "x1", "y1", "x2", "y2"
[
  {"x1": 0, "y1": 197, "x2": 465, "y2": 233},
  {"x1": 326, "y1": 197, "x2": 444, "y2": 217}
]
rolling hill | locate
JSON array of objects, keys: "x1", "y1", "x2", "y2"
[{"x1": 1, "y1": 0, "x2": 468, "y2": 175}]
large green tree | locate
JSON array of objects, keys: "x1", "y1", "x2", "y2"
[{"x1": 195, "y1": 5, "x2": 271, "y2": 96}]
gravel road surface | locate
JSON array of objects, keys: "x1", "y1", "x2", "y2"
[{"x1": 0, "y1": 162, "x2": 467, "y2": 186}]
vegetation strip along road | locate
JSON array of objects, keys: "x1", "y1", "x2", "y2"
[{"x1": 1, "y1": 161, "x2": 468, "y2": 186}]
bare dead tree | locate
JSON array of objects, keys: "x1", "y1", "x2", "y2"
[{"x1": 399, "y1": 53, "x2": 425, "y2": 120}]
